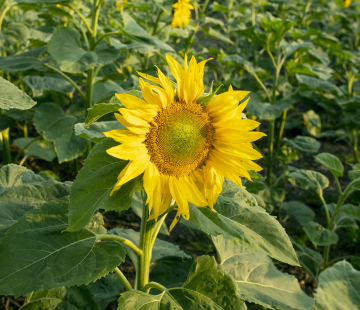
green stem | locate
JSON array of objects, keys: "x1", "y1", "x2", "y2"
[
  {"x1": 319, "y1": 194, "x2": 331, "y2": 227},
  {"x1": 141, "y1": 282, "x2": 166, "y2": 293},
  {"x1": 323, "y1": 179, "x2": 358, "y2": 268},
  {"x1": 351, "y1": 129, "x2": 359, "y2": 163},
  {"x1": 94, "y1": 31, "x2": 122, "y2": 47},
  {"x1": 0, "y1": 4, "x2": 12, "y2": 31},
  {"x1": 275, "y1": 110, "x2": 287, "y2": 152},
  {"x1": 267, "y1": 120, "x2": 275, "y2": 186},
  {"x1": 97, "y1": 234, "x2": 143, "y2": 256},
  {"x1": 152, "y1": 10, "x2": 163, "y2": 35},
  {"x1": 67, "y1": 4, "x2": 92, "y2": 34},
  {"x1": 136, "y1": 201, "x2": 155, "y2": 290},
  {"x1": 44, "y1": 64, "x2": 86, "y2": 101},
  {"x1": 277, "y1": 167, "x2": 287, "y2": 220},
  {"x1": 1, "y1": 127, "x2": 11, "y2": 164},
  {"x1": 113, "y1": 267, "x2": 133, "y2": 291}
]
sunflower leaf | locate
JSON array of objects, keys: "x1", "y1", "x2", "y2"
[
  {"x1": 19, "y1": 286, "x2": 100, "y2": 310},
  {"x1": 0, "y1": 197, "x2": 126, "y2": 298},
  {"x1": 212, "y1": 235, "x2": 314, "y2": 310},
  {"x1": 188, "y1": 179, "x2": 299, "y2": 266},
  {"x1": 117, "y1": 256, "x2": 246, "y2": 310},
  {"x1": 67, "y1": 138, "x2": 140, "y2": 232},
  {"x1": 314, "y1": 261, "x2": 360, "y2": 310}
]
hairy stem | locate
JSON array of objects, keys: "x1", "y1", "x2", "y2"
[{"x1": 113, "y1": 267, "x2": 133, "y2": 291}]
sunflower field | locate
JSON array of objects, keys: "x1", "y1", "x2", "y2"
[{"x1": 0, "y1": 0, "x2": 359, "y2": 309}]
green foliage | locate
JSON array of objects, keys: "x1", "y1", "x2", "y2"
[
  {"x1": 19, "y1": 286, "x2": 100, "y2": 310},
  {"x1": 67, "y1": 139, "x2": 139, "y2": 232},
  {"x1": 213, "y1": 235, "x2": 314, "y2": 310},
  {"x1": 314, "y1": 261, "x2": 360, "y2": 309},
  {"x1": 34, "y1": 103, "x2": 87, "y2": 163},
  {"x1": 314, "y1": 152, "x2": 344, "y2": 178},
  {"x1": 188, "y1": 179, "x2": 299, "y2": 266},
  {"x1": 0, "y1": 76, "x2": 36, "y2": 110}
]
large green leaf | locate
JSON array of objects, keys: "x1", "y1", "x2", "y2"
[
  {"x1": 188, "y1": 179, "x2": 299, "y2": 266},
  {"x1": 303, "y1": 221, "x2": 338, "y2": 246},
  {"x1": 67, "y1": 138, "x2": 139, "y2": 232},
  {"x1": 74, "y1": 121, "x2": 124, "y2": 143},
  {"x1": 287, "y1": 169, "x2": 329, "y2": 196},
  {"x1": 117, "y1": 256, "x2": 246, "y2": 310},
  {"x1": 284, "y1": 136, "x2": 321, "y2": 153},
  {"x1": 342, "y1": 204, "x2": 360, "y2": 221},
  {"x1": 0, "y1": 179, "x2": 70, "y2": 238},
  {"x1": 314, "y1": 152, "x2": 344, "y2": 178},
  {"x1": 34, "y1": 103, "x2": 87, "y2": 163},
  {"x1": 108, "y1": 228, "x2": 190, "y2": 267},
  {"x1": 0, "y1": 76, "x2": 36, "y2": 110},
  {"x1": 14, "y1": 137, "x2": 56, "y2": 162},
  {"x1": 19, "y1": 286, "x2": 100, "y2": 310},
  {"x1": 303, "y1": 110, "x2": 321, "y2": 136},
  {"x1": 247, "y1": 96, "x2": 294, "y2": 120},
  {"x1": 213, "y1": 235, "x2": 314, "y2": 310},
  {"x1": 88, "y1": 273, "x2": 124, "y2": 310},
  {"x1": 314, "y1": 261, "x2": 360, "y2": 310},
  {"x1": 0, "y1": 197, "x2": 126, "y2": 297},
  {"x1": 283, "y1": 201, "x2": 315, "y2": 226}
]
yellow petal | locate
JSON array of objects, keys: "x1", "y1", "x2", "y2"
[
  {"x1": 106, "y1": 142, "x2": 146, "y2": 160},
  {"x1": 103, "y1": 129, "x2": 145, "y2": 144}
]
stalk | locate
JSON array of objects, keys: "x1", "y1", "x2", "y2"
[
  {"x1": 351, "y1": 130, "x2": 359, "y2": 163},
  {"x1": 1, "y1": 127, "x2": 11, "y2": 164},
  {"x1": 136, "y1": 202, "x2": 155, "y2": 290},
  {"x1": 323, "y1": 179, "x2": 359, "y2": 268}
]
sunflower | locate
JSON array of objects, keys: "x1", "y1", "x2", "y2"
[
  {"x1": 344, "y1": 0, "x2": 351, "y2": 8},
  {"x1": 171, "y1": 0, "x2": 194, "y2": 28},
  {"x1": 104, "y1": 54, "x2": 265, "y2": 230}
]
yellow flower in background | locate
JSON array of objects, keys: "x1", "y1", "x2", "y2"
[
  {"x1": 171, "y1": 0, "x2": 194, "y2": 28},
  {"x1": 115, "y1": 0, "x2": 127, "y2": 12},
  {"x1": 104, "y1": 55, "x2": 265, "y2": 230},
  {"x1": 344, "y1": 0, "x2": 351, "y2": 7}
]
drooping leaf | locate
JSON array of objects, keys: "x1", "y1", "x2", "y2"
[
  {"x1": 213, "y1": 235, "x2": 314, "y2": 310},
  {"x1": 283, "y1": 201, "x2": 315, "y2": 226},
  {"x1": 0, "y1": 197, "x2": 126, "y2": 297},
  {"x1": 188, "y1": 179, "x2": 299, "y2": 266},
  {"x1": 0, "y1": 76, "x2": 36, "y2": 110},
  {"x1": 342, "y1": 204, "x2": 360, "y2": 221},
  {"x1": 284, "y1": 135, "x2": 321, "y2": 153},
  {"x1": 88, "y1": 273, "x2": 124, "y2": 310},
  {"x1": 74, "y1": 121, "x2": 124, "y2": 143},
  {"x1": 303, "y1": 221, "x2": 338, "y2": 246},
  {"x1": 19, "y1": 286, "x2": 100, "y2": 310},
  {"x1": 108, "y1": 228, "x2": 190, "y2": 268},
  {"x1": 287, "y1": 169, "x2": 329, "y2": 196},
  {"x1": 247, "y1": 97, "x2": 294, "y2": 121},
  {"x1": 314, "y1": 261, "x2": 360, "y2": 310},
  {"x1": 67, "y1": 138, "x2": 140, "y2": 232},
  {"x1": 314, "y1": 152, "x2": 344, "y2": 178},
  {"x1": 296, "y1": 74, "x2": 342, "y2": 96},
  {"x1": 14, "y1": 137, "x2": 56, "y2": 162},
  {"x1": 34, "y1": 103, "x2": 87, "y2": 163}
]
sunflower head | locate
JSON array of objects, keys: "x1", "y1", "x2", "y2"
[{"x1": 104, "y1": 54, "x2": 265, "y2": 230}]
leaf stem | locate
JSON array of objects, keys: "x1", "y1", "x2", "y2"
[
  {"x1": 97, "y1": 234, "x2": 143, "y2": 256},
  {"x1": 140, "y1": 282, "x2": 166, "y2": 293},
  {"x1": 67, "y1": 4, "x2": 92, "y2": 34},
  {"x1": 113, "y1": 267, "x2": 133, "y2": 291},
  {"x1": 44, "y1": 64, "x2": 86, "y2": 101}
]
